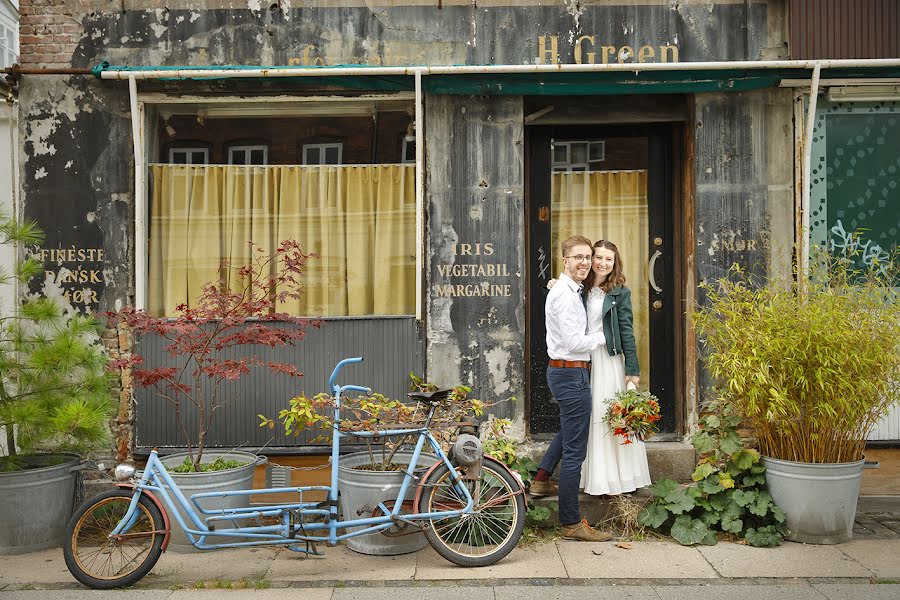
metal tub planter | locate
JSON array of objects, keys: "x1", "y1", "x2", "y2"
[
  {"x1": 762, "y1": 456, "x2": 865, "y2": 544},
  {"x1": 0, "y1": 454, "x2": 81, "y2": 555}
]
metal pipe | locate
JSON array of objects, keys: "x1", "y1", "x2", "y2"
[
  {"x1": 801, "y1": 63, "x2": 822, "y2": 282},
  {"x1": 128, "y1": 75, "x2": 147, "y2": 309},
  {"x1": 414, "y1": 69, "x2": 423, "y2": 322},
  {"x1": 1, "y1": 66, "x2": 94, "y2": 75},
  {"x1": 96, "y1": 58, "x2": 900, "y2": 81}
]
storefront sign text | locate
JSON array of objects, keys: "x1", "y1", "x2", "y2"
[
  {"x1": 433, "y1": 242, "x2": 513, "y2": 298},
  {"x1": 537, "y1": 35, "x2": 679, "y2": 64},
  {"x1": 39, "y1": 246, "x2": 105, "y2": 306}
]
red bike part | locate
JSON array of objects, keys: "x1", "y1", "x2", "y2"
[{"x1": 115, "y1": 484, "x2": 173, "y2": 551}]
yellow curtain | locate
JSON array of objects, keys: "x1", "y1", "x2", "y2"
[
  {"x1": 551, "y1": 170, "x2": 650, "y2": 385},
  {"x1": 148, "y1": 164, "x2": 415, "y2": 317}
]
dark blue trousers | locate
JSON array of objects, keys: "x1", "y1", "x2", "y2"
[{"x1": 538, "y1": 366, "x2": 592, "y2": 526}]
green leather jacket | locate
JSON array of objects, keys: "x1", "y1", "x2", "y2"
[{"x1": 599, "y1": 285, "x2": 640, "y2": 377}]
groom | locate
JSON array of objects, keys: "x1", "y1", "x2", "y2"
[{"x1": 531, "y1": 235, "x2": 612, "y2": 542}]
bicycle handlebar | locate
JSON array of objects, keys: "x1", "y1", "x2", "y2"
[
  {"x1": 342, "y1": 384, "x2": 372, "y2": 395},
  {"x1": 328, "y1": 356, "x2": 364, "y2": 389}
]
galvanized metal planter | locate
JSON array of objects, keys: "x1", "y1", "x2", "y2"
[
  {"x1": 338, "y1": 451, "x2": 435, "y2": 556},
  {"x1": 157, "y1": 450, "x2": 262, "y2": 552},
  {"x1": 0, "y1": 454, "x2": 81, "y2": 555},
  {"x1": 762, "y1": 455, "x2": 864, "y2": 544}
]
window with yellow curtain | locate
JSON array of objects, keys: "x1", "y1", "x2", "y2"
[
  {"x1": 550, "y1": 170, "x2": 650, "y2": 386},
  {"x1": 147, "y1": 164, "x2": 416, "y2": 317}
]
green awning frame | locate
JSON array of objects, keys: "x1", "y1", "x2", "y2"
[{"x1": 92, "y1": 62, "x2": 900, "y2": 96}]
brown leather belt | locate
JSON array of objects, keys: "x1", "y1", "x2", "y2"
[{"x1": 548, "y1": 359, "x2": 591, "y2": 370}]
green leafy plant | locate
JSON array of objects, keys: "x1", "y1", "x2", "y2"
[
  {"x1": 692, "y1": 247, "x2": 900, "y2": 464},
  {"x1": 0, "y1": 214, "x2": 115, "y2": 471},
  {"x1": 637, "y1": 398, "x2": 789, "y2": 547},
  {"x1": 262, "y1": 373, "x2": 487, "y2": 470},
  {"x1": 481, "y1": 417, "x2": 537, "y2": 484}
]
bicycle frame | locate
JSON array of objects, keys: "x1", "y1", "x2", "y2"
[{"x1": 112, "y1": 357, "x2": 476, "y2": 551}]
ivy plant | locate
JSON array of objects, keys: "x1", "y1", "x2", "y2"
[{"x1": 637, "y1": 398, "x2": 789, "y2": 547}]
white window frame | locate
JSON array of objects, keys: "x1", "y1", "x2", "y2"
[
  {"x1": 0, "y1": 17, "x2": 18, "y2": 70},
  {"x1": 551, "y1": 140, "x2": 605, "y2": 173},
  {"x1": 168, "y1": 147, "x2": 208, "y2": 165},
  {"x1": 133, "y1": 93, "x2": 422, "y2": 318},
  {"x1": 302, "y1": 143, "x2": 343, "y2": 165},
  {"x1": 401, "y1": 135, "x2": 416, "y2": 164},
  {"x1": 228, "y1": 144, "x2": 268, "y2": 165}
]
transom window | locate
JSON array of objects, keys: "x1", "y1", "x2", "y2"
[
  {"x1": 552, "y1": 140, "x2": 606, "y2": 172},
  {"x1": 228, "y1": 145, "x2": 268, "y2": 165},
  {"x1": 168, "y1": 148, "x2": 209, "y2": 165},
  {"x1": 302, "y1": 143, "x2": 343, "y2": 165}
]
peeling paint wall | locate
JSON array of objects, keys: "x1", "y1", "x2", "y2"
[{"x1": 426, "y1": 95, "x2": 525, "y2": 425}]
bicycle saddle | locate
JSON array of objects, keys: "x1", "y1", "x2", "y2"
[{"x1": 407, "y1": 389, "x2": 453, "y2": 404}]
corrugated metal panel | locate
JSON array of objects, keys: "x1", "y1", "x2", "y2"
[
  {"x1": 791, "y1": 0, "x2": 900, "y2": 59},
  {"x1": 134, "y1": 317, "x2": 424, "y2": 450},
  {"x1": 869, "y1": 404, "x2": 900, "y2": 441}
]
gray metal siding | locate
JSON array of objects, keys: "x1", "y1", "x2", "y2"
[{"x1": 134, "y1": 316, "x2": 424, "y2": 451}]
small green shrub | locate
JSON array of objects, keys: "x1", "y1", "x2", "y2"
[
  {"x1": 637, "y1": 399, "x2": 789, "y2": 547},
  {"x1": 170, "y1": 456, "x2": 247, "y2": 473}
]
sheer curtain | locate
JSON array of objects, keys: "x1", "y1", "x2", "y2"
[
  {"x1": 148, "y1": 164, "x2": 415, "y2": 317},
  {"x1": 551, "y1": 170, "x2": 650, "y2": 384}
]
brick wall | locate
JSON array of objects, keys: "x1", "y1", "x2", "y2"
[{"x1": 18, "y1": 0, "x2": 105, "y2": 68}]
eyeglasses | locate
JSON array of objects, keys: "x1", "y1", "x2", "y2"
[{"x1": 565, "y1": 255, "x2": 592, "y2": 263}]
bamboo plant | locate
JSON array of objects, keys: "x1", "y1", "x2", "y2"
[{"x1": 692, "y1": 246, "x2": 899, "y2": 464}]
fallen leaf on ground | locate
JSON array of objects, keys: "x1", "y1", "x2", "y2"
[{"x1": 615, "y1": 542, "x2": 632, "y2": 549}]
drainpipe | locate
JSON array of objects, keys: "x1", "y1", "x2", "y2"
[
  {"x1": 800, "y1": 63, "x2": 822, "y2": 284},
  {"x1": 414, "y1": 69, "x2": 424, "y2": 322},
  {"x1": 128, "y1": 75, "x2": 146, "y2": 309}
]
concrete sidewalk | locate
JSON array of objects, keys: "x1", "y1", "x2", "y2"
[{"x1": 2, "y1": 536, "x2": 899, "y2": 592}]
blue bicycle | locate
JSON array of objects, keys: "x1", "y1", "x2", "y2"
[{"x1": 64, "y1": 357, "x2": 526, "y2": 589}]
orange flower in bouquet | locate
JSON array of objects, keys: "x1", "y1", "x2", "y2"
[{"x1": 603, "y1": 388, "x2": 661, "y2": 445}]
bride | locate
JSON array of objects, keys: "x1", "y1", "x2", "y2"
[{"x1": 580, "y1": 239, "x2": 651, "y2": 495}]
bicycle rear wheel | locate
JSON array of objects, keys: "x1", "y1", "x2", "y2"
[
  {"x1": 64, "y1": 489, "x2": 165, "y2": 589},
  {"x1": 420, "y1": 457, "x2": 525, "y2": 566}
]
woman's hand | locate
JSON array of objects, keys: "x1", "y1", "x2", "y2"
[
  {"x1": 625, "y1": 376, "x2": 640, "y2": 389},
  {"x1": 546, "y1": 278, "x2": 558, "y2": 290}
]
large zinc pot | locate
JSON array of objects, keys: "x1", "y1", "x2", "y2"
[
  {"x1": 0, "y1": 454, "x2": 81, "y2": 555},
  {"x1": 338, "y1": 451, "x2": 435, "y2": 556},
  {"x1": 157, "y1": 450, "x2": 263, "y2": 552},
  {"x1": 762, "y1": 456, "x2": 864, "y2": 544}
]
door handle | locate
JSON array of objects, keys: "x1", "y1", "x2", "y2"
[{"x1": 649, "y1": 250, "x2": 662, "y2": 293}]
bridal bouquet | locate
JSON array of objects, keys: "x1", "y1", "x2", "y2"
[{"x1": 604, "y1": 388, "x2": 661, "y2": 445}]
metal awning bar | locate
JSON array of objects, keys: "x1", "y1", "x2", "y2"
[{"x1": 95, "y1": 58, "x2": 900, "y2": 80}]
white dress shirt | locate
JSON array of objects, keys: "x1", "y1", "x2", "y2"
[{"x1": 545, "y1": 273, "x2": 606, "y2": 361}]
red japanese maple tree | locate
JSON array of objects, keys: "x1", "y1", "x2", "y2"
[{"x1": 111, "y1": 240, "x2": 318, "y2": 470}]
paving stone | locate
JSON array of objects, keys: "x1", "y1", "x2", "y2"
[
  {"x1": 0, "y1": 548, "x2": 74, "y2": 585},
  {"x1": 170, "y1": 589, "x2": 332, "y2": 600},
  {"x1": 414, "y1": 543, "x2": 567, "y2": 580},
  {"x1": 814, "y1": 583, "x2": 900, "y2": 600},
  {"x1": 141, "y1": 547, "x2": 279, "y2": 586},
  {"x1": 266, "y1": 544, "x2": 416, "y2": 582},
  {"x1": 650, "y1": 583, "x2": 825, "y2": 600},
  {"x1": 333, "y1": 587, "x2": 494, "y2": 600},
  {"x1": 557, "y1": 540, "x2": 718, "y2": 579},
  {"x1": 696, "y1": 541, "x2": 872, "y2": 578},
  {"x1": 0, "y1": 592, "x2": 170, "y2": 600},
  {"x1": 496, "y1": 586, "x2": 660, "y2": 600},
  {"x1": 837, "y1": 539, "x2": 900, "y2": 578}
]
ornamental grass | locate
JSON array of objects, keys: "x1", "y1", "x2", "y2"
[{"x1": 692, "y1": 248, "x2": 900, "y2": 464}]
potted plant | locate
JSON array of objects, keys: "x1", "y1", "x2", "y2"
[
  {"x1": 265, "y1": 375, "x2": 486, "y2": 555},
  {"x1": 111, "y1": 239, "x2": 316, "y2": 549},
  {"x1": 692, "y1": 246, "x2": 900, "y2": 543},
  {"x1": 0, "y1": 215, "x2": 115, "y2": 554}
]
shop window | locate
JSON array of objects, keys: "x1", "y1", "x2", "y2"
[
  {"x1": 302, "y1": 143, "x2": 343, "y2": 165},
  {"x1": 168, "y1": 147, "x2": 209, "y2": 165},
  {"x1": 148, "y1": 109, "x2": 414, "y2": 319},
  {"x1": 228, "y1": 145, "x2": 268, "y2": 165},
  {"x1": 552, "y1": 140, "x2": 605, "y2": 172},
  {"x1": 809, "y1": 98, "x2": 899, "y2": 283}
]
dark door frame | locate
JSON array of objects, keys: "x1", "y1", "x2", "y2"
[{"x1": 524, "y1": 123, "x2": 686, "y2": 438}]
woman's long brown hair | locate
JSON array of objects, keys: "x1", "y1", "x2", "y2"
[{"x1": 583, "y1": 240, "x2": 626, "y2": 296}]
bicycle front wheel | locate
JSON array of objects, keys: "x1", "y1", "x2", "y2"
[
  {"x1": 420, "y1": 458, "x2": 525, "y2": 567},
  {"x1": 64, "y1": 489, "x2": 165, "y2": 589}
]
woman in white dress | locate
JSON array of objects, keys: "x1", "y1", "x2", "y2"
[{"x1": 579, "y1": 240, "x2": 652, "y2": 495}]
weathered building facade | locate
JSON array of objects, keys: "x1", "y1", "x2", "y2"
[{"x1": 8, "y1": 1, "x2": 899, "y2": 460}]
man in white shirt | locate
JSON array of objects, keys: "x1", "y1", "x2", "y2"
[{"x1": 531, "y1": 235, "x2": 612, "y2": 542}]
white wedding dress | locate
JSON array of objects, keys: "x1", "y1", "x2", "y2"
[{"x1": 581, "y1": 287, "x2": 652, "y2": 495}]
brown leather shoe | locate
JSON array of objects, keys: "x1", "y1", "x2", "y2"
[
  {"x1": 529, "y1": 479, "x2": 559, "y2": 497},
  {"x1": 560, "y1": 518, "x2": 613, "y2": 542}
]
